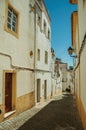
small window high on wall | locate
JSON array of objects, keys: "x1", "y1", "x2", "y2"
[{"x1": 48, "y1": 29, "x2": 50, "y2": 40}]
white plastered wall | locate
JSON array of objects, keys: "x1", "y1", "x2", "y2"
[
  {"x1": 78, "y1": 0, "x2": 86, "y2": 112},
  {"x1": 0, "y1": 0, "x2": 35, "y2": 100}
]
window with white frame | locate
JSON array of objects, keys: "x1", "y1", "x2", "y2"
[{"x1": 7, "y1": 7, "x2": 17, "y2": 32}]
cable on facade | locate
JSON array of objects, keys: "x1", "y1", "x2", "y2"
[
  {"x1": 0, "y1": 52, "x2": 34, "y2": 71},
  {"x1": 0, "y1": 52, "x2": 51, "y2": 73}
]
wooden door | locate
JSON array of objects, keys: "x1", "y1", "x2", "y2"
[
  {"x1": 37, "y1": 79, "x2": 40, "y2": 103},
  {"x1": 5, "y1": 73, "x2": 12, "y2": 113}
]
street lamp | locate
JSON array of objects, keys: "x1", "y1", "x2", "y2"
[{"x1": 68, "y1": 46, "x2": 77, "y2": 58}]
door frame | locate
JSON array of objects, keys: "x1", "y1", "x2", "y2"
[{"x1": 3, "y1": 70, "x2": 16, "y2": 115}]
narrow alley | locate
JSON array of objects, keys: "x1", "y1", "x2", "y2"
[
  {"x1": 0, "y1": 0, "x2": 86, "y2": 130},
  {"x1": 18, "y1": 94, "x2": 84, "y2": 130},
  {"x1": 0, "y1": 93, "x2": 84, "y2": 130}
]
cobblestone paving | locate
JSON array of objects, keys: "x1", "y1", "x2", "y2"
[
  {"x1": 0, "y1": 94, "x2": 84, "y2": 130},
  {"x1": 0, "y1": 98, "x2": 53, "y2": 130},
  {"x1": 18, "y1": 94, "x2": 84, "y2": 130}
]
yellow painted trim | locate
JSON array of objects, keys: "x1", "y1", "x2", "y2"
[
  {"x1": 76, "y1": 95, "x2": 86, "y2": 130},
  {"x1": 77, "y1": 12, "x2": 81, "y2": 99},
  {"x1": 4, "y1": 0, "x2": 20, "y2": 38},
  {"x1": 40, "y1": 94, "x2": 51, "y2": 102},
  {"x1": 71, "y1": 11, "x2": 78, "y2": 48},
  {"x1": 16, "y1": 91, "x2": 35, "y2": 114},
  {"x1": 3, "y1": 70, "x2": 17, "y2": 115},
  {"x1": 0, "y1": 104, "x2": 4, "y2": 122}
]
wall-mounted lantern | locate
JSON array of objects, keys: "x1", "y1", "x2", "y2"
[
  {"x1": 68, "y1": 46, "x2": 77, "y2": 58},
  {"x1": 68, "y1": 46, "x2": 73, "y2": 55}
]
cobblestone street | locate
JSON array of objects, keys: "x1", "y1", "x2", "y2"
[
  {"x1": 18, "y1": 94, "x2": 84, "y2": 130},
  {"x1": 0, "y1": 93, "x2": 84, "y2": 130}
]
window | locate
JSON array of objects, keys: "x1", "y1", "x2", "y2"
[
  {"x1": 44, "y1": 20, "x2": 46, "y2": 35},
  {"x1": 48, "y1": 29, "x2": 50, "y2": 40},
  {"x1": 38, "y1": 16, "x2": 41, "y2": 25},
  {"x1": 45, "y1": 51, "x2": 48, "y2": 64},
  {"x1": 37, "y1": 49, "x2": 40, "y2": 61},
  {"x1": 37, "y1": 7, "x2": 42, "y2": 30},
  {"x1": 37, "y1": 16, "x2": 41, "y2": 28},
  {"x1": 5, "y1": 2, "x2": 19, "y2": 38},
  {"x1": 7, "y1": 7, "x2": 17, "y2": 32}
]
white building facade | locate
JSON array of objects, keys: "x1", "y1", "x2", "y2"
[
  {"x1": 51, "y1": 50, "x2": 62, "y2": 97},
  {"x1": 34, "y1": 0, "x2": 51, "y2": 103},
  {"x1": 0, "y1": 0, "x2": 51, "y2": 122},
  {"x1": 0, "y1": 0, "x2": 35, "y2": 122},
  {"x1": 70, "y1": 0, "x2": 86, "y2": 129}
]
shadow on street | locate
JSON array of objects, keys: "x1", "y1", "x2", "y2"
[{"x1": 18, "y1": 94, "x2": 84, "y2": 130}]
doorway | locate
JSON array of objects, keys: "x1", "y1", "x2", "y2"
[
  {"x1": 44, "y1": 80, "x2": 47, "y2": 100},
  {"x1": 37, "y1": 79, "x2": 40, "y2": 103},
  {"x1": 5, "y1": 73, "x2": 12, "y2": 113},
  {"x1": 4, "y1": 71, "x2": 16, "y2": 114}
]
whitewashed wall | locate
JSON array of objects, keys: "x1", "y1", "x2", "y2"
[
  {"x1": 0, "y1": 0, "x2": 35, "y2": 100},
  {"x1": 78, "y1": 0, "x2": 86, "y2": 112},
  {"x1": 35, "y1": 7, "x2": 51, "y2": 100}
]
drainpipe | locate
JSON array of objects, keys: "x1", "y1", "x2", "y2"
[{"x1": 29, "y1": 0, "x2": 37, "y2": 104}]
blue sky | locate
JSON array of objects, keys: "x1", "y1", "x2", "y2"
[{"x1": 44, "y1": 0, "x2": 77, "y2": 67}]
